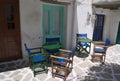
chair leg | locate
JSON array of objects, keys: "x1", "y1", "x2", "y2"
[
  {"x1": 63, "y1": 68, "x2": 68, "y2": 81},
  {"x1": 102, "y1": 54, "x2": 106, "y2": 64},
  {"x1": 64, "y1": 77, "x2": 66, "y2": 81},
  {"x1": 91, "y1": 55, "x2": 94, "y2": 62},
  {"x1": 64, "y1": 73, "x2": 67, "y2": 81},
  {"x1": 89, "y1": 43, "x2": 91, "y2": 53},
  {"x1": 44, "y1": 66, "x2": 48, "y2": 73},
  {"x1": 51, "y1": 68, "x2": 54, "y2": 78},
  {"x1": 104, "y1": 55, "x2": 106, "y2": 63},
  {"x1": 33, "y1": 71, "x2": 35, "y2": 77}
]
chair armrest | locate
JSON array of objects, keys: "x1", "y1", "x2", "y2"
[
  {"x1": 50, "y1": 55, "x2": 70, "y2": 61},
  {"x1": 93, "y1": 41, "x2": 105, "y2": 45},
  {"x1": 59, "y1": 49, "x2": 71, "y2": 53},
  {"x1": 29, "y1": 52, "x2": 47, "y2": 56},
  {"x1": 29, "y1": 53, "x2": 41, "y2": 56},
  {"x1": 29, "y1": 47, "x2": 42, "y2": 54},
  {"x1": 93, "y1": 41, "x2": 109, "y2": 48},
  {"x1": 94, "y1": 45, "x2": 109, "y2": 49},
  {"x1": 29, "y1": 47, "x2": 42, "y2": 50},
  {"x1": 59, "y1": 54, "x2": 68, "y2": 57}
]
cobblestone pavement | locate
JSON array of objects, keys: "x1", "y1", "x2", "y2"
[{"x1": 0, "y1": 44, "x2": 120, "y2": 81}]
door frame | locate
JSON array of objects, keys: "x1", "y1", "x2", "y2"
[
  {"x1": 93, "y1": 14, "x2": 105, "y2": 41},
  {"x1": 0, "y1": 0, "x2": 22, "y2": 62},
  {"x1": 42, "y1": 3, "x2": 65, "y2": 47},
  {"x1": 116, "y1": 21, "x2": 120, "y2": 44}
]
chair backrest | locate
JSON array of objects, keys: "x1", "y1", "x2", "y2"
[
  {"x1": 105, "y1": 38, "x2": 110, "y2": 46},
  {"x1": 24, "y1": 43, "x2": 31, "y2": 54},
  {"x1": 46, "y1": 37, "x2": 60, "y2": 44},
  {"x1": 76, "y1": 33, "x2": 87, "y2": 41}
]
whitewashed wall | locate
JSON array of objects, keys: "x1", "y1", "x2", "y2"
[
  {"x1": 66, "y1": 4, "x2": 74, "y2": 49},
  {"x1": 20, "y1": 0, "x2": 43, "y2": 57},
  {"x1": 109, "y1": 10, "x2": 120, "y2": 44},
  {"x1": 20, "y1": 0, "x2": 120, "y2": 58},
  {"x1": 72, "y1": 0, "x2": 93, "y2": 48},
  {"x1": 19, "y1": 0, "x2": 74, "y2": 57},
  {"x1": 94, "y1": 8, "x2": 120, "y2": 44}
]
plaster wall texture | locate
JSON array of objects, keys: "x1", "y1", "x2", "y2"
[
  {"x1": 72, "y1": 0, "x2": 93, "y2": 48},
  {"x1": 109, "y1": 10, "x2": 120, "y2": 44},
  {"x1": 19, "y1": 0, "x2": 43, "y2": 57},
  {"x1": 95, "y1": 8, "x2": 120, "y2": 44},
  {"x1": 19, "y1": 0, "x2": 120, "y2": 58},
  {"x1": 19, "y1": 0, "x2": 95, "y2": 57},
  {"x1": 19, "y1": 0, "x2": 73, "y2": 57}
]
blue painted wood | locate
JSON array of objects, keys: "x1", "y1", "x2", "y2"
[
  {"x1": 24, "y1": 43, "x2": 48, "y2": 76},
  {"x1": 93, "y1": 14, "x2": 105, "y2": 41}
]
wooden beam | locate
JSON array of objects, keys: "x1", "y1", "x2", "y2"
[
  {"x1": 40, "y1": 0, "x2": 71, "y2": 5},
  {"x1": 93, "y1": 4, "x2": 120, "y2": 10}
]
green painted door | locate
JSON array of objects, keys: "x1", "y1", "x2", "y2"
[
  {"x1": 116, "y1": 22, "x2": 120, "y2": 44},
  {"x1": 42, "y1": 4, "x2": 64, "y2": 46}
]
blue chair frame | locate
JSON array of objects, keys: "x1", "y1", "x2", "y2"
[
  {"x1": 24, "y1": 43, "x2": 48, "y2": 76},
  {"x1": 76, "y1": 33, "x2": 91, "y2": 54}
]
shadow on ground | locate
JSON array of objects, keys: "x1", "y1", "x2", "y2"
[
  {"x1": 0, "y1": 58, "x2": 29, "y2": 72},
  {"x1": 77, "y1": 63, "x2": 120, "y2": 81}
]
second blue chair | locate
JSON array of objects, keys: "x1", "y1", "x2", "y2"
[
  {"x1": 50, "y1": 46, "x2": 77, "y2": 81},
  {"x1": 76, "y1": 33, "x2": 92, "y2": 54}
]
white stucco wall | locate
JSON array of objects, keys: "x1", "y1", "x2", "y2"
[
  {"x1": 19, "y1": 0, "x2": 74, "y2": 57},
  {"x1": 72, "y1": 0, "x2": 93, "y2": 48},
  {"x1": 94, "y1": 8, "x2": 120, "y2": 44},
  {"x1": 19, "y1": 0, "x2": 120, "y2": 58},
  {"x1": 66, "y1": 4, "x2": 74, "y2": 49},
  {"x1": 109, "y1": 10, "x2": 120, "y2": 44},
  {"x1": 20, "y1": 0, "x2": 43, "y2": 57}
]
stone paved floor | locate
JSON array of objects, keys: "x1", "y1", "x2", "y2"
[{"x1": 0, "y1": 44, "x2": 120, "y2": 81}]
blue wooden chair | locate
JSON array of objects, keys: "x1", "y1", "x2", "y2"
[
  {"x1": 91, "y1": 41, "x2": 109, "y2": 64},
  {"x1": 24, "y1": 43, "x2": 48, "y2": 76},
  {"x1": 76, "y1": 33, "x2": 92, "y2": 54},
  {"x1": 50, "y1": 46, "x2": 77, "y2": 81},
  {"x1": 105, "y1": 38, "x2": 111, "y2": 46}
]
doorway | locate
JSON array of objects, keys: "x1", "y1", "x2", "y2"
[
  {"x1": 0, "y1": 0, "x2": 22, "y2": 62},
  {"x1": 93, "y1": 14, "x2": 105, "y2": 41},
  {"x1": 116, "y1": 22, "x2": 120, "y2": 44},
  {"x1": 42, "y1": 4, "x2": 65, "y2": 47}
]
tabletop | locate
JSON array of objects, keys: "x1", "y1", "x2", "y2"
[
  {"x1": 78, "y1": 38, "x2": 92, "y2": 43},
  {"x1": 42, "y1": 43, "x2": 61, "y2": 50}
]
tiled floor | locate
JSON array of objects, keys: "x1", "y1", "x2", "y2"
[{"x1": 0, "y1": 44, "x2": 120, "y2": 81}]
